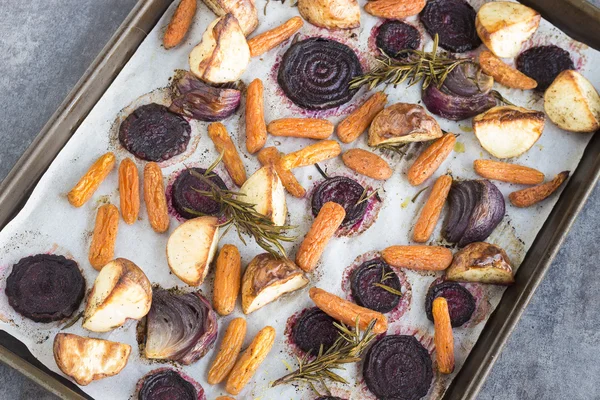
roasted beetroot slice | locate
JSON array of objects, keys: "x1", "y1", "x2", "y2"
[
  {"x1": 311, "y1": 176, "x2": 368, "y2": 228},
  {"x1": 420, "y1": 0, "x2": 481, "y2": 53},
  {"x1": 292, "y1": 307, "x2": 339, "y2": 355},
  {"x1": 5, "y1": 254, "x2": 85, "y2": 323},
  {"x1": 137, "y1": 369, "x2": 201, "y2": 400},
  {"x1": 425, "y1": 281, "x2": 475, "y2": 327},
  {"x1": 351, "y1": 259, "x2": 401, "y2": 313},
  {"x1": 119, "y1": 103, "x2": 191, "y2": 162},
  {"x1": 278, "y1": 37, "x2": 363, "y2": 110},
  {"x1": 516, "y1": 45, "x2": 575, "y2": 91},
  {"x1": 376, "y1": 21, "x2": 421, "y2": 59},
  {"x1": 363, "y1": 335, "x2": 433, "y2": 400},
  {"x1": 171, "y1": 167, "x2": 228, "y2": 219}
]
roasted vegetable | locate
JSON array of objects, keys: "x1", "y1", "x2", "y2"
[
  {"x1": 446, "y1": 242, "x2": 515, "y2": 285},
  {"x1": 298, "y1": 0, "x2": 360, "y2": 29},
  {"x1": 201, "y1": 0, "x2": 258, "y2": 36},
  {"x1": 544, "y1": 70, "x2": 600, "y2": 133},
  {"x1": 239, "y1": 166, "x2": 287, "y2": 227},
  {"x1": 473, "y1": 106, "x2": 545, "y2": 158},
  {"x1": 368, "y1": 103, "x2": 443, "y2": 146},
  {"x1": 144, "y1": 288, "x2": 218, "y2": 365},
  {"x1": 169, "y1": 71, "x2": 241, "y2": 121},
  {"x1": 137, "y1": 369, "x2": 201, "y2": 400},
  {"x1": 475, "y1": 2, "x2": 540, "y2": 58},
  {"x1": 443, "y1": 180, "x2": 505, "y2": 247},
  {"x1": 422, "y1": 63, "x2": 496, "y2": 121}
]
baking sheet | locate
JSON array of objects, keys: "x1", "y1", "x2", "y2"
[{"x1": 0, "y1": 1, "x2": 598, "y2": 399}]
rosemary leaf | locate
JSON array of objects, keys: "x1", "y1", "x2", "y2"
[
  {"x1": 374, "y1": 142, "x2": 407, "y2": 157},
  {"x1": 356, "y1": 188, "x2": 380, "y2": 206},
  {"x1": 411, "y1": 186, "x2": 430, "y2": 203},
  {"x1": 61, "y1": 310, "x2": 83, "y2": 330},
  {"x1": 373, "y1": 282, "x2": 403, "y2": 296},
  {"x1": 272, "y1": 319, "x2": 377, "y2": 387}
]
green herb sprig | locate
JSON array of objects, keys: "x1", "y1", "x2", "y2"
[
  {"x1": 373, "y1": 267, "x2": 403, "y2": 296},
  {"x1": 272, "y1": 319, "x2": 377, "y2": 388},
  {"x1": 186, "y1": 154, "x2": 296, "y2": 257}
]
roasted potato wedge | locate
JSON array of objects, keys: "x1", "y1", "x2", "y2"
[
  {"x1": 239, "y1": 166, "x2": 287, "y2": 226},
  {"x1": 82, "y1": 258, "x2": 152, "y2": 332},
  {"x1": 242, "y1": 253, "x2": 308, "y2": 314},
  {"x1": 54, "y1": 333, "x2": 131, "y2": 386},
  {"x1": 368, "y1": 103, "x2": 443, "y2": 147},
  {"x1": 202, "y1": 0, "x2": 258, "y2": 36},
  {"x1": 298, "y1": 0, "x2": 361, "y2": 30},
  {"x1": 476, "y1": 1, "x2": 540, "y2": 58},
  {"x1": 544, "y1": 70, "x2": 600, "y2": 133},
  {"x1": 167, "y1": 216, "x2": 220, "y2": 286},
  {"x1": 446, "y1": 242, "x2": 514, "y2": 285}
]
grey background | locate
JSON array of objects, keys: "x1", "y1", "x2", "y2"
[{"x1": 0, "y1": 1, "x2": 599, "y2": 399}]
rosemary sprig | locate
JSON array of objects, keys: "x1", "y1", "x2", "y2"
[
  {"x1": 374, "y1": 142, "x2": 407, "y2": 157},
  {"x1": 373, "y1": 283, "x2": 403, "y2": 296},
  {"x1": 356, "y1": 188, "x2": 380, "y2": 206},
  {"x1": 272, "y1": 319, "x2": 377, "y2": 387},
  {"x1": 411, "y1": 186, "x2": 430, "y2": 203},
  {"x1": 350, "y1": 35, "x2": 471, "y2": 90},
  {"x1": 61, "y1": 310, "x2": 83, "y2": 330},
  {"x1": 187, "y1": 157, "x2": 296, "y2": 257}
]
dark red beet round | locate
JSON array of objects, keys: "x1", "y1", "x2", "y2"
[
  {"x1": 376, "y1": 21, "x2": 421, "y2": 59},
  {"x1": 425, "y1": 281, "x2": 475, "y2": 327},
  {"x1": 278, "y1": 37, "x2": 363, "y2": 110},
  {"x1": 351, "y1": 259, "x2": 401, "y2": 313},
  {"x1": 171, "y1": 167, "x2": 228, "y2": 219},
  {"x1": 516, "y1": 45, "x2": 575, "y2": 91},
  {"x1": 138, "y1": 369, "x2": 199, "y2": 400},
  {"x1": 420, "y1": 0, "x2": 481, "y2": 53},
  {"x1": 119, "y1": 103, "x2": 191, "y2": 162},
  {"x1": 292, "y1": 307, "x2": 339, "y2": 355},
  {"x1": 311, "y1": 176, "x2": 368, "y2": 228},
  {"x1": 5, "y1": 254, "x2": 85, "y2": 323},
  {"x1": 363, "y1": 335, "x2": 433, "y2": 400}
]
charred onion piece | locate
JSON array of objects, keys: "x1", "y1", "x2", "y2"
[
  {"x1": 169, "y1": 72, "x2": 241, "y2": 121},
  {"x1": 363, "y1": 335, "x2": 433, "y2": 400},
  {"x1": 422, "y1": 63, "x2": 496, "y2": 121},
  {"x1": 443, "y1": 180, "x2": 505, "y2": 247},
  {"x1": 292, "y1": 307, "x2": 339, "y2": 355},
  {"x1": 171, "y1": 167, "x2": 229, "y2": 219},
  {"x1": 137, "y1": 368, "x2": 203, "y2": 400},
  {"x1": 376, "y1": 21, "x2": 421, "y2": 59},
  {"x1": 311, "y1": 176, "x2": 368, "y2": 228},
  {"x1": 516, "y1": 45, "x2": 575, "y2": 91},
  {"x1": 420, "y1": 0, "x2": 481, "y2": 53},
  {"x1": 6, "y1": 254, "x2": 85, "y2": 323},
  {"x1": 425, "y1": 281, "x2": 475, "y2": 327},
  {"x1": 278, "y1": 37, "x2": 363, "y2": 110},
  {"x1": 350, "y1": 259, "x2": 401, "y2": 313},
  {"x1": 119, "y1": 103, "x2": 191, "y2": 162},
  {"x1": 144, "y1": 288, "x2": 217, "y2": 365}
]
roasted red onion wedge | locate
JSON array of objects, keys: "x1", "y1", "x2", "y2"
[
  {"x1": 278, "y1": 37, "x2": 363, "y2": 110},
  {"x1": 119, "y1": 103, "x2": 191, "y2": 162},
  {"x1": 169, "y1": 72, "x2": 241, "y2": 121},
  {"x1": 292, "y1": 307, "x2": 339, "y2": 355},
  {"x1": 171, "y1": 167, "x2": 228, "y2": 219},
  {"x1": 311, "y1": 176, "x2": 368, "y2": 228},
  {"x1": 516, "y1": 45, "x2": 575, "y2": 91},
  {"x1": 5, "y1": 254, "x2": 85, "y2": 323},
  {"x1": 420, "y1": 0, "x2": 481, "y2": 53},
  {"x1": 376, "y1": 21, "x2": 421, "y2": 59},
  {"x1": 144, "y1": 288, "x2": 217, "y2": 365},
  {"x1": 443, "y1": 180, "x2": 505, "y2": 247},
  {"x1": 425, "y1": 281, "x2": 475, "y2": 327},
  {"x1": 363, "y1": 335, "x2": 433, "y2": 400},
  {"x1": 422, "y1": 63, "x2": 496, "y2": 121},
  {"x1": 137, "y1": 368, "x2": 204, "y2": 400},
  {"x1": 351, "y1": 259, "x2": 401, "y2": 313}
]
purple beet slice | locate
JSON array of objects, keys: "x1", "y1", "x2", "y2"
[
  {"x1": 351, "y1": 259, "x2": 401, "y2": 313},
  {"x1": 171, "y1": 167, "x2": 228, "y2": 219},
  {"x1": 363, "y1": 335, "x2": 433, "y2": 400},
  {"x1": 5, "y1": 254, "x2": 85, "y2": 323},
  {"x1": 278, "y1": 37, "x2": 363, "y2": 110},
  {"x1": 292, "y1": 307, "x2": 339, "y2": 355},
  {"x1": 425, "y1": 281, "x2": 475, "y2": 327},
  {"x1": 376, "y1": 21, "x2": 421, "y2": 59},
  {"x1": 516, "y1": 45, "x2": 575, "y2": 91},
  {"x1": 119, "y1": 103, "x2": 191, "y2": 162},
  {"x1": 311, "y1": 176, "x2": 368, "y2": 228},
  {"x1": 137, "y1": 369, "x2": 201, "y2": 400},
  {"x1": 420, "y1": 0, "x2": 481, "y2": 53}
]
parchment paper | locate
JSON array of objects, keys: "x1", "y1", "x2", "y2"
[{"x1": 0, "y1": 1, "x2": 598, "y2": 399}]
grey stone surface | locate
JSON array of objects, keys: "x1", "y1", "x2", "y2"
[{"x1": 0, "y1": 1, "x2": 598, "y2": 400}]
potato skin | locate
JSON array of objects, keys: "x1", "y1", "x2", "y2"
[{"x1": 446, "y1": 242, "x2": 514, "y2": 285}]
